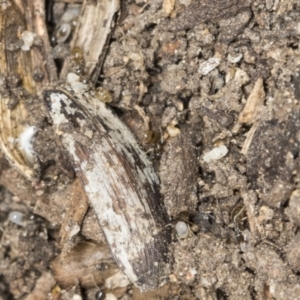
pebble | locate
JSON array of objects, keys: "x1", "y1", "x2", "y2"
[
  {"x1": 198, "y1": 57, "x2": 221, "y2": 75},
  {"x1": 203, "y1": 145, "x2": 228, "y2": 162}
]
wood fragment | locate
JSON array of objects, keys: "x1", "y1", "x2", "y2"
[
  {"x1": 60, "y1": 0, "x2": 120, "y2": 83},
  {"x1": 44, "y1": 80, "x2": 172, "y2": 291},
  {"x1": 232, "y1": 78, "x2": 265, "y2": 133},
  {"x1": 241, "y1": 190, "x2": 262, "y2": 239},
  {"x1": 238, "y1": 78, "x2": 265, "y2": 125},
  {"x1": 0, "y1": 0, "x2": 56, "y2": 181},
  {"x1": 160, "y1": 127, "x2": 198, "y2": 217},
  {"x1": 59, "y1": 177, "x2": 89, "y2": 255},
  {"x1": 241, "y1": 121, "x2": 259, "y2": 155}
]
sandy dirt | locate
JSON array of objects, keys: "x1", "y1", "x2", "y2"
[{"x1": 1, "y1": 0, "x2": 300, "y2": 299}]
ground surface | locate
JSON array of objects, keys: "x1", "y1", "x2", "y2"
[{"x1": 1, "y1": 0, "x2": 300, "y2": 299}]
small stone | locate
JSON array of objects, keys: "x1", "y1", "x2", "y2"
[
  {"x1": 179, "y1": 0, "x2": 192, "y2": 6},
  {"x1": 166, "y1": 124, "x2": 181, "y2": 137},
  {"x1": 105, "y1": 294, "x2": 117, "y2": 300},
  {"x1": 198, "y1": 57, "x2": 221, "y2": 75},
  {"x1": 228, "y1": 53, "x2": 243, "y2": 63},
  {"x1": 67, "y1": 72, "x2": 80, "y2": 83},
  {"x1": 258, "y1": 206, "x2": 274, "y2": 223},
  {"x1": 169, "y1": 274, "x2": 178, "y2": 282},
  {"x1": 203, "y1": 145, "x2": 228, "y2": 162},
  {"x1": 105, "y1": 271, "x2": 130, "y2": 289}
]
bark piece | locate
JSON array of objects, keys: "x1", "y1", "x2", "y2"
[
  {"x1": 0, "y1": 0, "x2": 56, "y2": 181},
  {"x1": 44, "y1": 80, "x2": 172, "y2": 291},
  {"x1": 160, "y1": 126, "x2": 198, "y2": 217}
]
